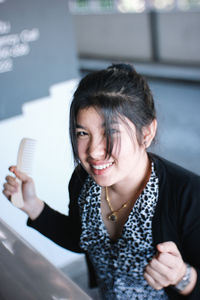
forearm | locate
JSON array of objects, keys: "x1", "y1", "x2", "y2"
[
  {"x1": 22, "y1": 197, "x2": 44, "y2": 220},
  {"x1": 27, "y1": 203, "x2": 83, "y2": 253}
]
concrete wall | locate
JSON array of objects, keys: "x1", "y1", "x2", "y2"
[
  {"x1": 157, "y1": 12, "x2": 200, "y2": 64},
  {"x1": 73, "y1": 11, "x2": 200, "y2": 65},
  {"x1": 0, "y1": 0, "x2": 79, "y2": 121},
  {"x1": 73, "y1": 13, "x2": 152, "y2": 61},
  {"x1": 0, "y1": 0, "x2": 81, "y2": 268},
  {"x1": 0, "y1": 80, "x2": 82, "y2": 268}
]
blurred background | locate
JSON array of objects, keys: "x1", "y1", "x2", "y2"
[{"x1": 0, "y1": 0, "x2": 200, "y2": 298}]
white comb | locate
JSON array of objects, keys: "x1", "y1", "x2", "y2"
[{"x1": 11, "y1": 138, "x2": 37, "y2": 208}]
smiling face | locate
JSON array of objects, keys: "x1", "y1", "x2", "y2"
[{"x1": 76, "y1": 106, "x2": 149, "y2": 188}]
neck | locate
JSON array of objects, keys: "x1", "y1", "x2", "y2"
[{"x1": 109, "y1": 152, "x2": 151, "y2": 199}]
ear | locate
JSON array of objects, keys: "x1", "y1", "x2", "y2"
[{"x1": 142, "y1": 119, "x2": 157, "y2": 148}]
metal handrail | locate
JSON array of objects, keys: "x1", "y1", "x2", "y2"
[{"x1": 0, "y1": 218, "x2": 91, "y2": 300}]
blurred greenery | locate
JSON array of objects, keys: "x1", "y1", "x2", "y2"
[{"x1": 70, "y1": 0, "x2": 200, "y2": 12}]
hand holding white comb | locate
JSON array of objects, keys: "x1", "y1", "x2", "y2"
[{"x1": 11, "y1": 138, "x2": 37, "y2": 208}]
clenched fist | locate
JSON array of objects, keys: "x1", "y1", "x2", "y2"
[{"x1": 144, "y1": 241, "x2": 197, "y2": 295}]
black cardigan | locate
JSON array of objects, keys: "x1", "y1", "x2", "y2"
[{"x1": 27, "y1": 153, "x2": 200, "y2": 299}]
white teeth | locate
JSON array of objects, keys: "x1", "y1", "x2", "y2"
[{"x1": 92, "y1": 162, "x2": 113, "y2": 170}]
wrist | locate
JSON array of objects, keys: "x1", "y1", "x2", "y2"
[
  {"x1": 173, "y1": 264, "x2": 197, "y2": 295},
  {"x1": 24, "y1": 198, "x2": 44, "y2": 220},
  {"x1": 174, "y1": 263, "x2": 191, "y2": 292}
]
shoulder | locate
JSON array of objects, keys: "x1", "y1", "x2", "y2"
[
  {"x1": 68, "y1": 164, "x2": 88, "y2": 196},
  {"x1": 149, "y1": 152, "x2": 200, "y2": 190},
  {"x1": 150, "y1": 153, "x2": 200, "y2": 248}
]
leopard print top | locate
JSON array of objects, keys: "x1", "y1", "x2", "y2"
[{"x1": 78, "y1": 162, "x2": 168, "y2": 299}]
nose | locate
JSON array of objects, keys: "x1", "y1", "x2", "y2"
[{"x1": 88, "y1": 136, "x2": 106, "y2": 160}]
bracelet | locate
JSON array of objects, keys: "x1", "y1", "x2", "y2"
[{"x1": 174, "y1": 264, "x2": 191, "y2": 292}]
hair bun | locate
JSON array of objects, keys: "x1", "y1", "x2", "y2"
[{"x1": 107, "y1": 63, "x2": 134, "y2": 74}]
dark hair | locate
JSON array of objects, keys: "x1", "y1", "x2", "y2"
[{"x1": 69, "y1": 63, "x2": 156, "y2": 164}]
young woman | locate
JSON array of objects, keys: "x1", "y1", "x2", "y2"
[{"x1": 3, "y1": 64, "x2": 200, "y2": 299}]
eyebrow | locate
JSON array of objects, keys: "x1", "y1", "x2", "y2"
[
  {"x1": 76, "y1": 120, "x2": 119, "y2": 129},
  {"x1": 76, "y1": 124, "x2": 87, "y2": 130}
]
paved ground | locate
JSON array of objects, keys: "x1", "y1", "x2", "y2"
[{"x1": 61, "y1": 77, "x2": 200, "y2": 299}]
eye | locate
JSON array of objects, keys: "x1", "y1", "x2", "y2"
[
  {"x1": 76, "y1": 130, "x2": 88, "y2": 138},
  {"x1": 110, "y1": 128, "x2": 119, "y2": 135}
]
